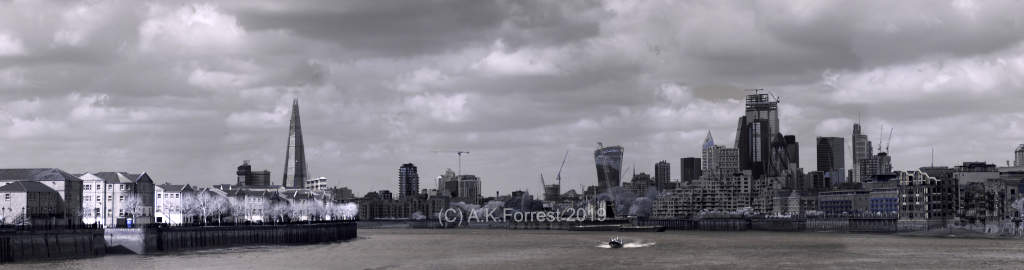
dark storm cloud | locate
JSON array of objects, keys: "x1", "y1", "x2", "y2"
[{"x1": 1, "y1": 0, "x2": 1024, "y2": 195}]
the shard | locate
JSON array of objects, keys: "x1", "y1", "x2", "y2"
[{"x1": 283, "y1": 98, "x2": 308, "y2": 188}]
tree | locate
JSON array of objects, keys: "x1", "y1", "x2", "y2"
[
  {"x1": 228, "y1": 197, "x2": 247, "y2": 224},
  {"x1": 122, "y1": 193, "x2": 145, "y2": 226},
  {"x1": 334, "y1": 202, "x2": 358, "y2": 220},
  {"x1": 271, "y1": 202, "x2": 290, "y2": 223},
  {"x1": 212, "y1": 196, "x2": 229, "y2": 225},
  {"x1": 305, "y1": 199, "x2": 326, "y2": 221},
  {"x1": 288, "y1": 201, "x2": 305, "y2": 222},
  {"x1": 180, "y1": 192, "x2": 199, "y2": 224},
  {"x1": 191, "y1": 191, "x2": 223, "y2": 225}
]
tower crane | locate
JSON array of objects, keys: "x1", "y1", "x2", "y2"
[
  {"x1": 555, "y1": 150, "x2": 569, "y2": 186},
  {"x1": 885, "y1": 128, "x2": 894, "y2": 154},
  {"x1": 432, "y1": 150, "x2": 470, "y2": 175}
]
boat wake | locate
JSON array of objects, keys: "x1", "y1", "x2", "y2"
[{"x1": 596, "y1": 239, "x2": 655, "y2": 249}]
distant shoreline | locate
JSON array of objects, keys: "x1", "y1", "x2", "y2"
[{"x1": 356, "y1": 220, "x2": 1024, "y2": 240}]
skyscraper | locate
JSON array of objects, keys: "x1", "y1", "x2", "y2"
[
  {"x1": 654, "y1": 160, "x2": 670, "y2": 192},
  {"x1": 1016, "y1": 144, "x2": 1024, "y2": 167},
  {"x1": 282, "y1": 98, "x2": 308, "y2": 188},
  {"x1": 594, "y1": 143, "x2": 624, "y2": 193},
  {"x1": 437, "y1": 168, "x2": 458, "y2": 197},
  {"x1": 457, "y1": 175, "x2": 482, "y2": 201},
  {"x1": 851, "y1": 123, "x2": 874, "y2": 182},
  {"x1": 704, "y1": 145, "x2": 740, "y2": 177},
  {"x1": 784, "y1": 135, "x2": 799, "y2": 168},
  {"x1": 735, "y1": 92, "x2": 782, "y2": 179},
  {"x1": 817, "y1": 137, "x2": 845, "y2": 183},
  {"x1": 399, "y1": 163, "x2": 419, "y2": 199},
  {"x1": 701, "y1": 131, "x2": 715, "y2": 171},
  {"x1": 681, "y1": 157, "x2": 701, "y2": 183}
]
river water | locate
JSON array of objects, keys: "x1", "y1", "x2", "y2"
[{"x1": 8, "y1": 229, "x2": 1024, "y2": 269}]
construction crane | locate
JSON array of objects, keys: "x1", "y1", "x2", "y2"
[
  {"x1": 555, "y1": 150, "x2": 569, "y2": 186},
  {"x1": 432, "y1": 150, "x2": 470, "y2": 175},
  {"x1": 878, "y1": 124, "x2": 885, "y2": 153},
  {"x1": 885, "y1": 128, "x2": 894, "y2": 153}
]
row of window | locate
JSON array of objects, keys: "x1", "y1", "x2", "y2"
[
  {"x1": 83, "y1": 195, "x2": 125, "y2": 202},
  {"x1": 83, "y1": 184, "x2": 133, "y2": 191},
  {"x1": 156, "y1": 193, "x2": 180, "y2": 199}
]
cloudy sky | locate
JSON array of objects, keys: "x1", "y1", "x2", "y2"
[{"x1": 2, "y1": 0, "x2": 1024, "y2": 196}]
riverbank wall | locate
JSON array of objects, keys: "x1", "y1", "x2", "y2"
[
  {"x1": 105, "y1": 222, "x2": 357, "y2": 254},
  {"x1": 638, "y1": 217, "x2": 901, "y2": 233},
  {"x1": 0, "y1": 228, "x2": 105, "y2": 263}
]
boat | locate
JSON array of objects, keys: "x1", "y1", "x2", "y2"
[
  {"x1": 568, "y1": 224, "x2": 622, "y2": 231},
  {"x1": 618, "y1": 225, "x2": 666, "y2": 232},
  {"x1": 608, "y1": 236, "x2": 623, "y2": 248}
]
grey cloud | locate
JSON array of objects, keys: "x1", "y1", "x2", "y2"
[
  {"x1": 1, "y1": 0, "x2": 1023, "y2": 195},
  {"x1": 230, "y1": 0, "x2": 607, "y2": 58}
]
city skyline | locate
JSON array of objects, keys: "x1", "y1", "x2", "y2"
[{"x1": 3, "y1": 1, "x2": 1024, "y2": 196}]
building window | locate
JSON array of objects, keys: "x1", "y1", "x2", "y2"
[
  {"x1": 107, "y1": 195, "x2": 112, "y2": 201},
  {"x1": 157, "y1": 194, "x2": 162, "y2": 199},
  {"x1": 3, "y1": 194, "x2": 8, "y2": 201},
  {"x1": 119, "y1": 195, "x2": 124, "y2": 201},
  {"x1": 84, "y1": 185, "x2": 91, "y2": 190}
]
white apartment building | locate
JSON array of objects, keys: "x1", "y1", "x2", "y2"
[
  {"x1": 78, "y1": 172, "x2": 155, "y2": 227},
  {"x1": 155, "y1": 183, "x2": 194, "y2": 225}
]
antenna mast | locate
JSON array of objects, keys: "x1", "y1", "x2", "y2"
[{"x1": 931, "y1": 147, "x2": 935, "y2": 167}]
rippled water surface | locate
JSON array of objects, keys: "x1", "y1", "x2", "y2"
[{"x1": 9, "y1": 229, "x2": 1024, "y2": 269}]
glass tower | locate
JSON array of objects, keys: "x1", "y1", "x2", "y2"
[
  {"x1": 594, "y1": 144, "x2": 624, "y2": 193},
  {"x1": 282, "y1": 98, "x2": 308, "y2": 188}
]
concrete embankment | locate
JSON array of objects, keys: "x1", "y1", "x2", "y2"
[
  {"x1": 0, "y1": 228, "x2": 105, "y2": 263},
  {"x1": 106, "y1": 222, "x2": 358, "y2": 254},
  {"x1": 639, "y1": 217, "x2": 901, "y2": 233}
]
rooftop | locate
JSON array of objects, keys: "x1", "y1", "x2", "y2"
[
  {"x1": 0, "y1": 168, "x2": 81, "y2": 182},
  {"x1": 0, "y1": 181, "x2": 59, "y2": 193}
]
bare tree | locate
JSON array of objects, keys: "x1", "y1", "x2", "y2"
[
  {"x1": 306, "y1": 199, "x2": 326, "y2": 221},
  {"x1": 228, "y1": 197, "x2": 247, "y2": 224},
  {"x1": 122, "y1": 193, "x2": 146, "y2": 226},
  {"x1": 261, "y1": 200, "x2": 275, "y2": 224},
  {"x1": 180, "y1": 192, "x2": 199, "y2": 224},
  {"x1": 288, "y1": 201, "x2": 305, "y2": 222},
  {"x1": 324, "y1": 202, "x2": 358, "y2": 221},
  {"x1": 326, "y1": 203, "x2": 341, "y2": 221},
  {"x1": 156, "y1": 199, "x2": 176, "y2": 225},
  {"x1": 271, "y1": 202, "x2": 290, "y2": 223},
  {"x1": 212, "y1": 195, "x2": 230, "y2": 226},
  {"x1": 192, "y1": 191, "x2": 221, "y2": 225}
]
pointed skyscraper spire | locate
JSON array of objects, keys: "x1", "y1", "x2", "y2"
[
  {"x1": 703, "y1": 130, "x2": 715, "y2": 150},
  {"x1": 283, "y1": 98, "x2": 308, "y2": 188}
]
